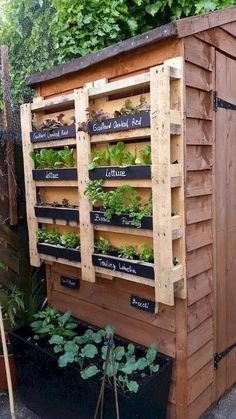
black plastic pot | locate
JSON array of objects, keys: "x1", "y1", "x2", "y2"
[
  {"x1": 87, "y1": 112, "x2": 150, "y2": 135},
  {"x1": 90, "y1": 211, "x2": 152, "y2": 229},
  {"x1": 30, "y1": 126, "x2": 76, "y2": 143},
  {"x1": 35, "y1": 206, "x2": 79, "y2": 222},
  {"x1": 32, "y1": 168, "x2": 77, "y2": 181},
  {"x1": 9, "y1": 324, "x2": 173, "y2": 419},
  {"x1": 37, "y1": 243, "x2": 81, "y2": 262},
  {"x1": 89, "y1": 165, "x2": 151, "y2": 180},
  {"x1": 92, "y1": 253, "x2": 154, "y2": 279}
]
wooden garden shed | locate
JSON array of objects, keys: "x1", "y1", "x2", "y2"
[{"x1": 21, "y1": 7, "x2": 236, "y2": 418}]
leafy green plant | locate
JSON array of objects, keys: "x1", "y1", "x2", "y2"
[
  {"x1": 59, "y1": 233, "x2": 80, "y2": 250},
  {"x1": 118, "y1": 245, "x2": 137, "y2": 260},
  {"x1": 94, "y1": 237, "x2": 112, "y2": 255},
  {"x1": 37, "y1": 228, "x2": 80, "y2": 250},
  {"x1": 31, "y1": 308, "x2": 77, "y2": 339},
  {"x1": 84, "y1": 180, "x2": 104, "y2": 205},
  {"x1": 139, "y1": 244, "x2": 154, "y2": 263},
  {"x1": 30, "y1": 147, "x2": 75, "y2": 169},
  {"x1": 88, "y1": 146, "x2": 111, "y2": 170},
  {"x1": 109, "y1": 142, "x2": 127, "y2": 166},
  {"x1": 141, "y1": 145, "x2": 152, "y2": 165},
  {"x1": 0, "y1": 286, "x2": 25, "y2": 330}
]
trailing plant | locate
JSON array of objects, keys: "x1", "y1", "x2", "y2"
[
  {"x1": 94, "y1": 237, "x2": 154, "y2": 263},
  {"x1": 30, "y1": 146, "x2": 75, "y2": 169},
  {"x1": 31, "y1": 308, "x2": 77, "y2": 340},
  {"x1": 85, "y1": 181, "x2": 152, "y2": 228},
  {"x1": 37, "y1": 228, "x2": 80, "y2": 250},
  {"x1": 139, "y1": 243, "x2": 154, "y2": 263},
  {"x1": 94, "y1": 237, "x2": 112, "y2": 255},
  {"x1": 31, "y1": 307, "x2": 160, "y2": 394},
  {"x1": 118, "y1": 245, "x2": 137, "y2": 260}
]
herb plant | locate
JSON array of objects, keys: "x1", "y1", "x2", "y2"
[
  {"x1": 30, "y1": 146, "x2": 75, "y2": 169},
  {"x1": 118, "y1": 245, "x2": 137, "y2": 260},
  {"x1": 31, "y1": 308, "x2": 77, "y2": 339},
  {"x1": 37, "y1": 228, "x2": 80, "y2": 250},
  {"x1": 141, "y1": 145, "x2": 152, "y2": 165},
  {"x1": 139, "y1": 244, "x2": 154, "y2": 263},
  {"x1": 94, "y1": 237, "x2": 112, "y2": 255}
]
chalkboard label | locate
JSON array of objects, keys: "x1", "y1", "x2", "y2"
[
  {"x1": 87, "y1": 112, "x2": 150, "y2": 135},
  {"x1": 92, "y1": 254, "x2": 154, "y2": 279},
  {"x1": 60, "y1": 276, "x2": 80, "y2": 289},
  {"x1": 32, "y1": 168, "x2": 77, "y2": 181},
  {"x1": 89, "y1": 165, "x2": 151, "y2": 181},
  {"x1": 30, "y1": 126, "x2": 76, "y2": 143},
  {"x1": 90, "y1": 211, "x2": 152, "y2": 230},
  {"x1": 130, "y1": 295, "x2": 155, "y2": 313}
]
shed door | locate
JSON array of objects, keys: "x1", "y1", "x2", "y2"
[{"x1": 215, "y1": 51, "x2": 236, "y2": 397}]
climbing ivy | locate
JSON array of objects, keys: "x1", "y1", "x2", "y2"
[{"x1": 0, "y1": 0, "x2": 235, "y2": 106}]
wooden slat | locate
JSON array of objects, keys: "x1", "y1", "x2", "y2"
[
  {"x1": 175, "y1": 298, "x2": 188, "y2": 418},
  {"x1": 186, "y1": 87, "x2": 212, "y2": 120},
  {"x1": 21, "y1": 103, "x2": 40, "y2": 267},
  {"x1": 33, "y1": 138, "x2": 76, "y2": 149},
  {"x1": 187, "y1": 340, "x2": 213, "y2": 379},
  {"x1": 75, "y1": 88, "x2": 95, "y2": 283},
  {"x1": 37, "y1": 217, "x2": 79, "y2": 228},
  {"x1": 94, "y1": 267, "x2": 154, "y2": 288},
  {"x1": 185, "y1": 62, "x2": 212, "y2": 91},
  {"x1": 0, "y1": 248, "x2": 19, "y2": 274},
  {"x1": 186, "y1": 170, "x2": 212, "y2": 197},
  {"x1": 188, "y1": 362, "x2": 214, "y2": 404},
  {"x1": 184, "y1": 36, "x2": 214, "y2": 71},
  {"x1": 196, "y1": 27, "x2": 236, "y2": 59},
  {"x1": 186, "y1": 195, "x2": 212, "y2": 225},
  {"x1": 221, "y1": 21, "x2": 236, "y2": 36},
  {"x1": 187, "y1": 294, "x2": 213, "y2": 332},
  {"x1": 187, "y1": 269, "x2": 213, "y2": 306},
  {"x1": 187, "y1": 317, "x2": 213, "y2": 356},
  {"x1": 31, "y1": 92, "x2": 74, "y2": 111},
  {"x1": 188, "y1": 385, "x2": 212, "y2": 419},
  {"x1": 35, "y1": 180, "x2": 78, "y2": 188},
  {"x1": 151, "y1": 63, "x2": 174, "y2": 307},
  {"x1": 186, "y1": 145, "x2": 212, "y2": 171},
  {"x1": 39, "y1": 254, "x2": 81, "y2": 268},
  {"x1": 186, "y1": 220, "x2": 213, "y2": 252},
  {"x1": 186, "y1": 118, "x2": 212, "y2": 145},
  {"x1": 187, "y1": 245, "x2": 212, "y2": 279}
]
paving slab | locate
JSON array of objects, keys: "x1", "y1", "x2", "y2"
[{"x1": 0, "y1": 391, "x2": 38, "y2": 419}]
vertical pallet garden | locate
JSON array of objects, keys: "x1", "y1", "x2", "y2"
[{"x1": 21, "y1": 56, "x2": 186, "y2": 309}]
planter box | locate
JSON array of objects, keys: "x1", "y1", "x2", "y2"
[
  {"x1": 30, "y1": 126, "x2": 76, "y2": 143},
  {"x1": 89, "y1": 165, "x2": 151, "y2": 180},
  {"x1": 9, "y1": 324, "x2": 173, "y2": 419},
  {"x1": 92, "y1": 253, "x2": 154, "y2": 279},
  {"x1": 37, "y1": 243, "x2": 81, "y2": 262},
  {"x1": 91, "y1": 211, "x2": 152, "y2": 229},
  {"x1": 87, "y1": 112, "x2": 150, "y2": 135},
  {"x1": 35, "y1": 206, "x2": 79, "y2": 222},
  {"x1": 32, "y1": 168, "x2": 77, "y2": 181}
]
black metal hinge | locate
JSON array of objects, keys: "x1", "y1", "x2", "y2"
[
  {"x1": 214, "y1": 342, "x2": 236, "y2": 370},
  {"x1": 213, "y1": 90, "x2": 236, "y2": 111}
]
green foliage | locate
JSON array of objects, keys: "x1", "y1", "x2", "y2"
[
  {"x1": 94, "y1": 237, "x2": 112, "y2": 255},
  {"x1": 139, "y1": 243, "x2": 154, "y2": 262},
  {"x1": 37, "y1": 227, "x2": 80, "y2": 250},
  {"x1": 141, "y1": 145, "x2": 152, "y2": 165},
  {"x1": 30, "y1": 147, "x2": 75, "y2": 169},
  {"x1": 94, "y1": 236, "x2": 153, "y2": 263},
  {"x1": 118, "y1": 245, "x2": 137, "y2": 260},
  {"x1": 0, "y1": 285, "x2": 25, "y2": 329},
  {"x1": 31, "y1": 307, "x2": 77, "y2": 339},
  {"x1": 85, "y1": 181, "x2": 152, "y2": 228}
]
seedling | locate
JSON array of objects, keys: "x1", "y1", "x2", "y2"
[
  {"x1": 94, "y1": 237, "x2": 112, "y2": 255},
  {"x1": 118, "y1": 245, "x2": 137, "y2": 260}
]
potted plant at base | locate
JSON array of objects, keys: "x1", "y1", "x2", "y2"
[
  {"x1": 0, "y1": 285, "x2": 24, "y2": 390},
  {"x1": 9, "y1": 307, "x2": 173, "y2": 419}
]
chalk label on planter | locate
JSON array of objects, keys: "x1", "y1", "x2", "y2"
[
  {"x1": 30, "y1": 126, "x2": 76, "y2": 143},
  {"x1": 60, "y1": 276, "x2": 80, "y2": 289},
  {"x1": 89, "y1": 165, "x2": 151, "y2": 180},
  {"x1": 87, "y1": 113, "x2": 150, "y2": 135},
  {"x1": 130, "y1": 295, "x2": 155, "y2": 313},
  {"x1": 32, "y1": 168, "x2": 78, "y2": 181},
  {"x1": 90, "y1": 211, "x2": 152, "y2": 229},
  {"x1": 92, "y1": 254, "x2": 154, "y2": 279}
]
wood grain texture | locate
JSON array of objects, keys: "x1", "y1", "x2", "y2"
[
  {"x1": 186, "y1": 145, "x2": 212, "y2": 171},
  {"x1": 186, "y1": 195, "x2": 212, "y2": 225},
  {"x1": 187, "y1": 362, "x2": 213, "y2": 404},
  {"x1": 186, "y1": 170, "x2": 212, "y2": 197},
  {"x1": 187, "y1": 340, "x2": 213, "y2": 379},
  {"x1": 187, "y1": 317, "x2": 213, "y2": 356},
  {"x1": 185, "y1": 62, "x2": 212, "y2": 91},
  {"x1": 186, "y1": 245, "x2": 212, "y2": 279},
  {"x1": 186, "y1": 118, "x2": 212, "y2": 145},
  {"x1": 184, "y1": 36, "x2": 214, "y2": 71},
  {"x1": 187, "y1": 294, "x2": 213, "y2": 332},
  {"x1": 188, "y1": 385, "x2": 212, "y2": 419},
  {"x1": 196, "y1": 27, "x2": 236, "y2": 59},
  {"x1": 187, "y1": 269, "x2": 213, "y2": 306},
  {"x1": 186, "y1": 87, "x2": 212, "y2": 120},
  {"x1": 186, "y1": 220, "x2": 213, "y2": 252}
]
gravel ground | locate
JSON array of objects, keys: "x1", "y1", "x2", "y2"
[{"x1": 1, "y1": 386, "x2": 236, "y2": 418}]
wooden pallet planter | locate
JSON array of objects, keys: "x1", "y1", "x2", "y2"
[
  {"x1": 35, "y1": 206, "x2": 79, "y2": 222},
  {"x1": 89, "y1": 165, "x2": 151, "y2": 180},
  {"x1": 37, "y1": 243, "x2": 81, "y2": 262},
  {"x1": 87, "y1": 112, "x2": 150, "y2": 134},
  {"x1": 32, "y1": 168, "x2": 77, "y2": 181},
  {"x1": 30, "y1": 126, "x2": 76, "y2": 143}
]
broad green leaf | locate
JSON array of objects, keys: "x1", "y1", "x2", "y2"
[
  {"x1": 146, "y1": 343, "x2": 158, "y2": 364},
  {"x1": 150, "y1": 364, "x2": 160, "y2": 373},
  {"x1": 49, "y1": 335, "x2": 64, "y2": 345},
  {"x1": 81, "y1": 365, "x2": 100, "y2": 379},
  {"x1": 58, "y1": 351, "x2": 75, "y2": 368},
  {"x1": 114, "y1": 346, "x2": 125, "y2": 361},
  {"x1": 136, "y1": 357, "x2": 148, "y2": 370},
  {"x1": 127, "y1": 380, "x2": 139, "y2": 393},
  {"x1": 81, "y1": 344, "x2": 98, "y2": 358}
]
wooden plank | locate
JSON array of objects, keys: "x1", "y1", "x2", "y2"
[
  {"x1": 188, "y1": 269, "x2": 213, "y2": 306},
  {"x1": 186, "y1": 195, "x2": 212, "y2": 225},
  {"x1": 75, "y1": 88, "x2": 95, "y2": 283},
  {"x1": 188, "y1": 362, "x2": 213, "y2": 404},
  {"x1": 186, "y1": 220, "x2": 213, "y2": 252},
  {"x1": 196, "y1": 27, "x2": 236, "y2": 59},
  {"x1": 186, "y1": 145, "x2": 212, "y2": 171},
  {"x1": 151, "y1": 63, "x2": 173, "y2": 307},
  {"x1": 0, "y1": 225, "x2": 18, "y2": 250},
  {"x1": 94, "y1": 267, "x2": 154, "y2": 288},
  {"x1": 39, "y1": 254, "x2": 81, "y2": 268},
  {"x1": 35, "y1": 180, "x2": 78, "y2": 188},
  {"x1": 187, "y1": 317, "x2": 213, "y2": 356},
  {"x1": 175, "y1": 298, "x2": 188, "y2": 418},
  {"x1": 49, "y1": 287, "x2": 176, "y2": 357},
  {"x1": 186, "y1": 87, "x2": 212, "y2": 120},
  {"x1": 31, "y1": 92, "x2": 74, "y2": 111},
  {"x1": 186, "y1": 245, "x2": 212, "y2": 279},
  {"x1": 33, "y1": 138, "x2": 76, "y2": 149},
  {"x1": 186, "y1": 118, "x2": 212, "y2": 145},
  {"x1": 21, "y1": 103, "x2": 40, "y2": 266},
  {"x1": 185, "y1": 62, "x2": 212, "y2": 91},
  {"x1": 186, "y1": 170, "x2": 212, "y2": 197},
  {"x1": 187, "y1": 294, "x2": 213, "y2": 332},
  {"x1": 188, "y1": 385, "x2": 212, "y2": 419},
  {"x1": 37, "y1": 217, "x2": 79, "y2": 228},
  {"x1": 187, "y1": 340, "x2": 213, "y2": 379},
  {"x1": 184, "y1": 36, "x2": 214, "y2": 71},
  {"x1": 221, "y1": 21, "x2": 236, "y2": 36}
]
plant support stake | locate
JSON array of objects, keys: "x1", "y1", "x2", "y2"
[{"x1": 0, "y1": 305, "x2": 16, "y2": 419}]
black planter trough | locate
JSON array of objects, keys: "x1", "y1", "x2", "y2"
[
  {"x1": 9, "y1": 324, "x2": 173, "y2": 419},
  {"x1": 32, "y1": 168, "x2": 77, "y2": 181},
  {"x1": 87, "y1": 112, "x2": 150, "y2": 135},
  {"x1": 90, "y1": 211, "x2": 152, "y2": 229},
  {"x1": 89, "y1": 165, "x2": 151, "y2": 180},
  {"x1": 35, "y1": 206, "x2": 79, "y2": 222},
  {"x1": 37, "y1": 243, "x2": 81, "y2": 262},
  {"x1": 30, "y1": 126, "x2": 76, "y2": 143},
  {"x1": 92, "y1": 253, "x2": 154, "y2": 279}
]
